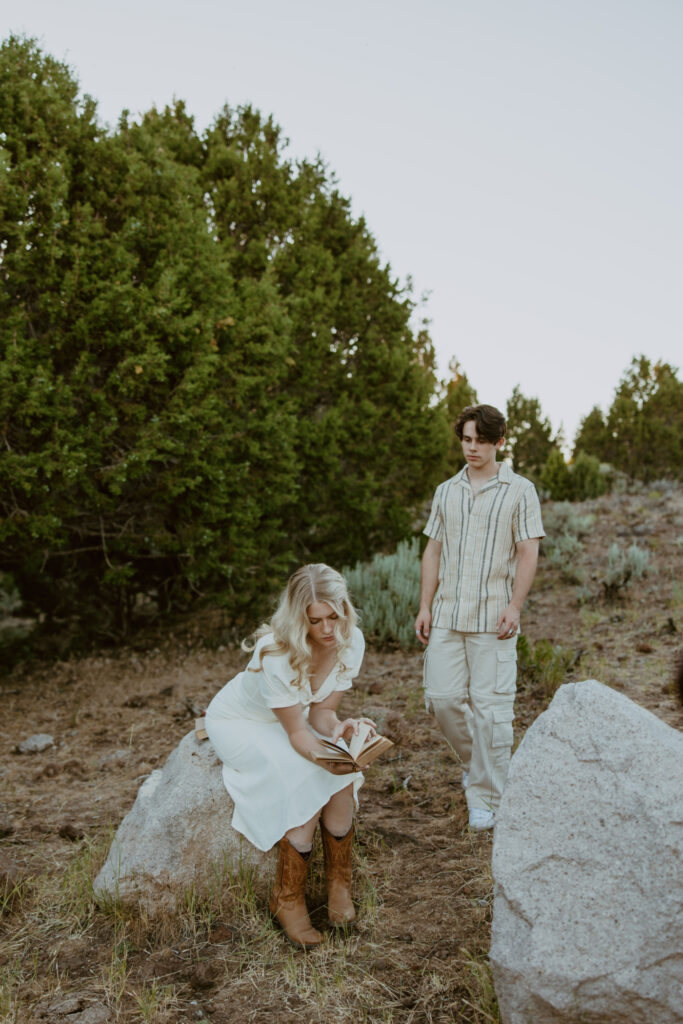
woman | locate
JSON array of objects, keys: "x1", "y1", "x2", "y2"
[{"x1": 205, "y1": 563, "x2": 373, "y2": 949}]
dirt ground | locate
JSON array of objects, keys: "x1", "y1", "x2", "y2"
[{"x1": 1, "y1": 488, "x2": 681, "y2": 1024}]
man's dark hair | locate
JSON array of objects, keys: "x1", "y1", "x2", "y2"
[{"x1": 455, "y1": 404, "x2": 507, "y2": 444}]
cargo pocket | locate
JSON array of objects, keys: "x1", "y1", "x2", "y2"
[
  {"x1": 491, "y1": 706, "x2": 514, "y2": 750},
  {"x1": 494, "y1": 648, "x2": 517, "y2": 695}
]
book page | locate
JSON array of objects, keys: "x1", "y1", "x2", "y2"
[{"x1": 348, "y1": 720, "x2": 372, "y2": 761}]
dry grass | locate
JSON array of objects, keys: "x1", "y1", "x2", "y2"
[{"x1": 1, "y1": 487, "x2": 681, "y2": 1023}]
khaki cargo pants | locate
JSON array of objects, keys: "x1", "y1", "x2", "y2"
[{"x1": 423, "y1": 627, "x2": 517, "y2": 812}]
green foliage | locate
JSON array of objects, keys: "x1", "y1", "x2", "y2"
[
  {"x1": 540, "y1": 448, "x2": 573, "y2": 501},
  {"x1": 542, "y1": 502, "x2": 595, "y2": 539},
  {"x1": 541, "y1": 502, "x2": 596, "y2": 584},
  {"x1": 0, "y1": 37, "x2": 449, "y2": 640},
  {"x1": 441, "y1": 358, "x2": 478, "y2": 476},
  {"x1": 505, "y1": 386, "x2": 558, "y2": 480},
  {"x1": 573, "y1": 356, "x2": 683, "y2": 482},
  {"x1": 540, "y1": 449, "x2": 608, "y2": 501},
  {"x1": 343, "y1": 538, "x2": 421, "y2": 647},
  {"x1": 543, "y1": 532, "x2": 585, "y2": 584},
  {"x1": 570, "y1": 451, "x2": 608, "y2": 499},
  {"x1": 516, "y1": 634, "x2": 580, "y2": 702},
  {"x1": 602, "y1": 541, "x2": 651, "y2": 599},
  {"x1": 573, "y1": 405, "x2": 609, "y2": 462}
]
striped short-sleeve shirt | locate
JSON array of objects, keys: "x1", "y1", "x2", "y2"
[{"x1": 423, "y1": 462, "x2": 545, "y2": 633}]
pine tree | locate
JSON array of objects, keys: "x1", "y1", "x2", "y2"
[
  {"x1": 0, "y1": 44, "x2": 299, "y2": 632},
  {"x1": 204, "y1": 106, "x2": 449, "y2": 567},
  {"x1": 573, "y1": 406, "x2": 610, "y2": 463},
  {"x1": 603, "y1": 356, "x2": 682, "y2": 481},
  {"x1": 1, "y1": 41, "x2": 449, "y2": 638},
  {"x1": 442, "y1": 358, "x2": 478, "y2": 476},
  {"x1": 505, "y1": 386, "x2": 558, "y2": 479},
  {"x1": 540, "y1": 449, "x2": 573, "y2": 500}
]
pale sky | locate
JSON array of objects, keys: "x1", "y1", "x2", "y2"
[{"x1": 6, "y1": 0, "x2": 682, "y2": 446}]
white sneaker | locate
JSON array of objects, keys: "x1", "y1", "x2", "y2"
[
  {"x1": 469, "y1": 808, "x2": 495, "y2": 831},
  {"x1": 462, "y1": 769, "x2": 470, "y2": 790}
]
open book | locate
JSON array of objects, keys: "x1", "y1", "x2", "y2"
[{"x1": 313, "y1": 720, "x2": 394, "y2": 774}]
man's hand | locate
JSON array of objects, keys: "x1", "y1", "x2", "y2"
[
  {"x1": 496, "y1": 604, "x2": 520, "y2": 640},
  {"x1": 414, "y1": 608, "x2": 431, "y2": 645}
]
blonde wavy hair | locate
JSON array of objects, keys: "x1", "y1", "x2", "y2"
[{"x1": 244, "y1": 564, "x2": 358, "y2": 690}]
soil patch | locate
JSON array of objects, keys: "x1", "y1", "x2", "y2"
[{"x1": 1, "y1": 490, "x2": 681, "y2": 1023}]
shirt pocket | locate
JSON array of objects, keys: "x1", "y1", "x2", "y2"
[
  {"x1": 491, "y1": 706, "x2": 515, "y2": 749},
  {"x1": 493, "y1": 648, "x2": 517, "y2": 695}
]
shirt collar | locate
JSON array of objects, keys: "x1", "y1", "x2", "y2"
[{"x1": 454, "y1": 461, "x2": 513, "y2": 490}]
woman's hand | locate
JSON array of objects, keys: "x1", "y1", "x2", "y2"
[{"x1": 330, "y1": 717, "x2": 377, "y2": 745}]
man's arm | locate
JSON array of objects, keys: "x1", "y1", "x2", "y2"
[
  {"x1": 415, "y1": 537, "x2": 442, "y2": 645},
  {"x1": 495, "y1": 538, "x2": 540, "y2": 639}
]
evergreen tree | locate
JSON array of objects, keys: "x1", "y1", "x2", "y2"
[
  {"x1": 0, "y1": 39, "x2": 449, "y2": 637},
  {"x1": 570, "y1": 451, "x2": 607, "y2": 499},
  {"x1": 505, "y1": 386, "x2": 557, "y2": 479},
  {"x1": 573, "y1": 406, "x2": 610, "y2": 462},
  {"x1": 442, "y1": 358, "x2": 478, "y2": 476},
  {"x1": 203, "y1": 106, "x2": 449, "y2": 567},
  {"x1": 540, "y1": 449, "x2": 573, "y2": 500},
  {"x1": 573, "y1": 358, "x2": 682, "y2": 482},
  {"x1": 0, "y1": 42, "x2": 299, "y2": 631},
  {"x1": 602, "y1": 356, "x2": 682, "y2": 481}
]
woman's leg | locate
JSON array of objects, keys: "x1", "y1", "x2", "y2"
[
  {"x1": 285, "y1": 810, "x2": 321, "y2": 854},
  {"x1": 321, "y1": 784, "x2": 354, "y2": 837},
  {"x1": 320, "y1": 785, "x2": 356, "y2": 925},
  {"x1": 271, "y1": 809, "x2": 324, "y2": 950}
]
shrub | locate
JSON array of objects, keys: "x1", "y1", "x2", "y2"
[
  {"x1": 543, "y1": 532, "x2": 586, "y2": 584},
  {"x1": 571, "y1": 452, "x2": 608, "y2": 500},
  {"x1": 517, "y1": 634, "x2": 580, "y2": 702},
  {"x1": 0, "y1": 38, "x2": 449, "y2": 641},
  {"x1": 542, "y1": 502, "x2": 595, "y2": 539},
  {"x1": 541, "y1": 503, "x2": 594, "y2": 584},
  {"x1": 540, "y1": 449, "x2": 573, "y2": 501},
  {"x1": 602, "y1": 542, "x2": 651, "y2": 599},
  {"x1": 540, "y1": 450, "x2": 608, "y2": 501},
  {"x1": 343, "y1": 538, "x2": 421, "y2": 648}
]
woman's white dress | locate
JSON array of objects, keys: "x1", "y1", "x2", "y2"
[{"x1": 205, "y1": 628, "x2": 365, "y2": 852}]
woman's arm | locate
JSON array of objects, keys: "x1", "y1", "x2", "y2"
[
  {"x1": 272, "y1": 704, "x2": 327, "y2": 762},
  {"x1": 308, "y1": 690, "x2": 344, "y2": 739},
  {"x1": 309, "y1": 692, "x2": 376, "y2": 744}
]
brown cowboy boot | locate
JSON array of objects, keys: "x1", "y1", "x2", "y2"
[
  {"x1": 269, "y1": 837, "x2": 323, "y2": 949},
  {"x1": 320, "y1": 821, "x2": 356, "y2": 926}
]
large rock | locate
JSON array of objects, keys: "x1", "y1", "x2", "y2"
[
  {"x1": 94, "y1": 731, "x2": 274, "y2": 915},
  {"x1": 490, "y1": 680, "x2": 683, "y2": 1024}
]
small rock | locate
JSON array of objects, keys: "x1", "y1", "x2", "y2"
[
  {"x1": 360, "y1": 705, "x2": 408, "y2": 745},
  {"x1": 58, "y1": 822, "x2": 85, "y2": 841},
  {"x1": 51, "y1": 937, "x2": 91, "y2": 972},
  {"x1": 208, "y1": 922, "x2": 238, "y2": 944},
  {"x1": 16, "y1": 734, "x2": 54, "y2": 755},
  {"x1": 188, "y1": 962, "x2": 221, "y2": 990},
  {"x1": 0, "y1": 850, "x2": 24, "y2": 897},
  {"x1": 123, "y1": 695, "x2": 148, "y2": 708},
  {"x1": 40, "y1": 994, "x2": 84, "y2": 1017},
  {"x1": 98, "y1": 749, "x2": 131, "y2": 770},
  {"x1": 0, "y1": 811, "x2": 15, "y2": 838},
  {"x1": 73, "y1": 1006, "x2": 112, "y2": 1024}
]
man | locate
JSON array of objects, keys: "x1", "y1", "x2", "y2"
[{"x1": 415, "y1": 404, "x2": 544, "y2": 830}]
